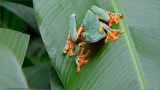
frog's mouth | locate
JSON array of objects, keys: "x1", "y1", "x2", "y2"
[
  {"x1": 90, "y1": 35, "x2": 106, "y2": 43},
  {"x1": 83, "y1": 35, "x2": 106, "y2": 43}
]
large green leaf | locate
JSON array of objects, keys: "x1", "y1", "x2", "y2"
[
  {"x1": 49, "y1": 68, "x2": 64, "y2": 89},
  {"x1": 0, "y1": 1, "x2": 39, "y2": 33},
  {"x1": 0, "y1": 28, "x2": 30, "y2": 66},
  {"x1": 33, "y1": 0, "x2": 160, "y2": 89},
  {"x1": 23, "y1": 62, "x2": 52, "y2": 89},
  {"x1": 23, "y1": 61, "x2": 64, "y2": 89},
  {"x1": 0, "y1": 45, "x2": 28, "y2": 89},
  {"x1": 0, "y1": 7, "x2": 25, "y2": 32},
  {"x1": 26, "y1": 38, "x2": 50, "y2": 65}
]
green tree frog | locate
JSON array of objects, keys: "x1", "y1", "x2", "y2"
[{"x1": 63, "y1": 5, "x2": 124, "y2": 73}]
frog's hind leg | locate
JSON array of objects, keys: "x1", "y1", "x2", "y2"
[
  {"x1": 74, "y1": 42, "x2": 90, "y2": 73},
  {"x1": 91, "y1": 5, "x2": 110, "y2": 22},
  {"x1": 106, "y1": 12, "x2": 124, "y2": 27},
  {"x1": 76, "y1": 48, "x2": 90, "y2": 72},
  {"x1": 91, "y1": 5, "x2": 124, "y2": 27}
]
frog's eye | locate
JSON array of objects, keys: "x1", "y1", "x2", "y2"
[
  {"x1": 81, "y1": 33, "x2": 85, "y2": 38},
  {"x1": 100, "y1": 29, "x2": 105, "y2": 34}
]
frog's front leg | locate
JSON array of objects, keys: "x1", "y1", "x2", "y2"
[
  {"x1": 63, "y1": 14, "x2": 83, "y2": 56},
  {"x1": 74, "y1": 42, "x2": 90, "y2": 73},
  {"x1": 104, "y1": 29, "x2": 124, "y2": 43},
  {"x1": 62, "y1": 32, "x2": 77, "y2": 56},
  {"x1": 100, "y1": 22, "x2": 124, "y2": 43}
]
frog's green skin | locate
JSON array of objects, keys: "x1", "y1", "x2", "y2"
[{"x1": 63, "y1": 5, "x2": 124, "y2": 73}]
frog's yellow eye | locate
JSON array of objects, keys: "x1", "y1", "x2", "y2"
[
  {"x1": 81, "y1": 33, "x2": 85, "y2": 38},
  {"x1": 100, "y1": 29, "x2": 105, "y2": 34}
]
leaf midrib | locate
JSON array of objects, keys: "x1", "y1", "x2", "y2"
[{"x1": 111, "y1": 0, "x2": 146, "y2": 89}]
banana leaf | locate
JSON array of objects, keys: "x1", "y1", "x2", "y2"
[
  {"x1": 49, "y1": 68, "x2": 64, "y2": 89},
  {"x1": 0, "y1": 28, "x2": 30, "y2": 66},
  {"x1": 33, "y1": 0, "x2": 160, "y2": 89},
  {"x1": 0, "y1": 45, "x2": 29, "y2": 89},
  {"x1": 23, "y1": 62, "x2": 52, "y2": 89},
  {"x1": 0, "y1": 1, "x2": 39, "y2": 33}
]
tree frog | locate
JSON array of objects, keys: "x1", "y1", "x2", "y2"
[{"x1": 63, "y1": 5, "x2": 124, "y2": 73}]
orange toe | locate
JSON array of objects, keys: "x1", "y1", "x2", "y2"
[
  {"x1": 87, "y1": 50, "x2": 91, "y2": 54},
  {"x1": 63, "y1": 50, "x2": 67, "y2": 54},
  {"x1": 84, "y1": 59, "x2": 88, "y2": 64},
  {"x1": 108, "y1": 22, "x2": 112, "y2": 27},
  {"x1": 104, "y1": 38, "x2": 108, "y2": 44},
  {"x1": 113, "y1": 36, "x2": 118, "y2": 41},
  {"x1": 119, "y1": 30, "x2": 124, "y2": 33},
  {"x1": 120, "y1": 14, "x2": 124, "y2": 18},
  {"x1": 70, "y1": 49, "x2": 74, "y2": 56},
  {"x1": 115, "y1": 20, "x2": 119, "y2": 25},
  {"x1": 76, "y1": 68, "x2": 80, "y2": 73}
]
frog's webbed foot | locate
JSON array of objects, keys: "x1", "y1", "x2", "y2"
[
  {"x1": 63, "y1": 33, "x2": 77, "y2": 56},
  {"x1": 76, "y1": 48, "x2": 91, "y2": 73},
  {"x1": 104, "y1": 29, "x2": 124, "y2": 44},
  {"x1": 106, "y1": 12, "x2": 124, "y2": 27}
]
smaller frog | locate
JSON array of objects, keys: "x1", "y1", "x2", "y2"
[{"x1": 63, "y1": 5, "x2": 124, "y2": 73}]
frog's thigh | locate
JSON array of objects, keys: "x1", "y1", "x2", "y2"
[{"x1": 91, "y1": 5, "x2": 110, "y2": 21}]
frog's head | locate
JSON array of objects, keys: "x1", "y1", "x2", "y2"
[
  {"x1": 80, "y1": 10, "x2": 106, "y2": 43},
  {"x1": 80, "y1": 28, "x2": 106, "y2": 43}
]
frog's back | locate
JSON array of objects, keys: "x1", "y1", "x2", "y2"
[{"x1": 82, "y1": 10, "x2": 106, "y2": 42}]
